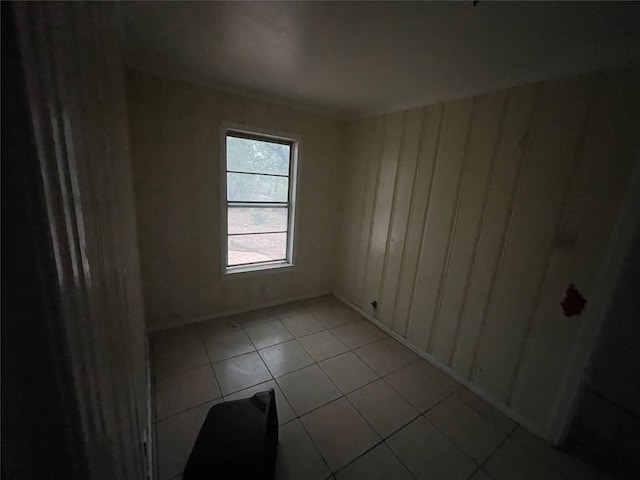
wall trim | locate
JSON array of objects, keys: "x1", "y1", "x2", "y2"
[
  {"x1": 147, "y1": 290, "x2": 332, "y2": 332},
  {"x1": 332, "y1": 291, "x2": 547, "y2": 440}
]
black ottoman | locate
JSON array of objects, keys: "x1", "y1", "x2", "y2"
[{"x1": 184, "y1": 389, "x2": 278, "y2": 480}]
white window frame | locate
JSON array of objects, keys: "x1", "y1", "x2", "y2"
[{"x1": 220, "y1": 123, "x2": 300, "y2": 277}]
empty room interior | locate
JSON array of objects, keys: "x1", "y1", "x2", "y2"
[{"x1": 3, "y1": 2, "x2": 640, "y2": 480}]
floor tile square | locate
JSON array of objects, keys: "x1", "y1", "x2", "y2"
[
  {"x1": 320, "y1": 294, "x2": 344, "y2": 308},
  {"x1": 314, "y1": 306, "x2": 357, "y2": 329},
  {"x1": 483, "y1": 438, "x2": 565, "y2": 480},
  {"x1": 572, "y1": 389, "x2": 622, "y2": 453},
  {"x1": 330, "y1": 322, "x2": 378, "y2": 349},
  {"x1": 380, "y1": 337, "x2": 421, "y2": 363},
  {"x1": 303, "y1": 298, "x2": 330, "y2": 313},
  {"x1": 300, "y1": 295, "x2": 325, "y2": 309},
  {"x1": 203, "y1": 329, "x2": 255, "y2": 362},
  {"x1": 359, "y1": 321, "x2": 388, "y2": 340},
  {"x1": 301, "y1": 398, "x2": 380, "y2": 472},
  {"x1": 246, "y1": 320, "x2": 294, "y2": 349},
  {"x1": 298, "y1": 330, "x2": 349, "y2": 362},
  {"x1": 151, "y1": 324, "x2": 201, "y2": 352},
  {"x1": 384, "y1": 364, "x2": 451, "y2": 412},
  {"x1": 258, "y1": 340, "x2": 314, "y2": 377},
  {"x1": 387, "y1": 417, "x2": 476, "y2": 480},
  {"x1": 454, "y1": 388, "x2": 517, "y2": 435},
  {"x1": 347, "y1": 379, "x2": 419, "y2": 439},
  {"x1": 281, "y1": 312, "x2": 326, "y2": 337},
  {"x1": 335, "y1": 443, "x2": 413, "y2": 480},
  {"x1": 277, "y1": 364, "x2": 341, "y2": 415},
  {"x1": 155, "y1": 365, "x2": 220, "y2": 420},
  {"x1": 414, "y1": 359, "x2": 461, "y2": 393},
  {"x1": 275, "y1": 419, "x2": 331, "y2": 480},
  {"x1": 354, "y1": 340, "x2": 408, "y2": 376},
  {"x1": 213, "y1": 351, "x2": 272, "y2": 395},
  {"x1": 319, "y1": 352, "x2": 378, "y2": 394},
  {"x1": 510, "y1": 427, "x2": 596, "y2": 480},
  {"x1": 275, "y1": 301, "x2": 306, "y2": 319},
  {"x1": 223, "y1": 379, "x2": 296, "y2": 425},
  {"x1": 198, "y1": 317, "x2": 242, "y2": 338},
  {"x1": 469, "y1": 470, "x2": 494, "y2": 480},
  {"x1": 150, "y1": 299, "x2": 603, "y2": 480},
  {"x1": 156, "y1": 400, "x2": 219, "y2": 480},
  {"x1": 425, "y1": 396, "x2": 505, "y2": 463},
  {"x1": 153, "y1": 337, "x2": 210, "y2": 379},
  {"x1": 608, "y1": 413, "x2": 640, "y2": 480},
  {"x1": 240, "y1": 307, "x2": 279, "y2": 328}
]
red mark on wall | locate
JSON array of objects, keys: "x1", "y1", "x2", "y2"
[{"x1": 560, "y1": 283, "x2": 587, "y2": 317}]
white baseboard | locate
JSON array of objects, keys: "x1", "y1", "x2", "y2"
[
  {"x1": 146, "y1": 290, "x2": 332, "y2": 333},
  {"x1": 332, "y1": 291, "x2": 547, "y2": 441}
]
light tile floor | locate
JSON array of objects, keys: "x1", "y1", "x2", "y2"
[{"x1": 151, "y1": 295, "x2": 600, "y2": 480}]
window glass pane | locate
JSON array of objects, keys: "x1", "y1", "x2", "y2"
[
  {"x1": 227, "y1": 136, "x2": 290, "y2": 176},
  {"x1": 228, "y1": 207, "x2": 288, "y2": 234},
  {"x1": 227, "y1": 172, "x2": 288, "y2": 202},
  {"x1": 228, "y1": 232, "x2": 287, "y2": 266}
]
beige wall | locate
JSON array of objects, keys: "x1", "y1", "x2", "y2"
[
  {"x1": 335, "y1": 67, "x2": 640, "y2": 437},
  {"x1": 127, "y1": 70, "x2": 346, "y2": 330},
  {"x1": 128, "y1": 66, "x2": 639, "y2": 439}
]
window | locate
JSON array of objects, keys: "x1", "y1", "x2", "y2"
[{"x1": 222, "y1": 127, "x2": 298, "y2": 274}]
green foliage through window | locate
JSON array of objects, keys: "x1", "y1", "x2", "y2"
[{"x1": 225, "y1": 132, "x2": 295, "y2": 268}]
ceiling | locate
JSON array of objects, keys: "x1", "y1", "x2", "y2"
[{"x1": 120, "y1": 1, "x2": 640, "y2": 119}]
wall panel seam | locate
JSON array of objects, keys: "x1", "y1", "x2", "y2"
[
  {"x1": 359, "y1": 117, "x2": 386, "y2": 307},
  {"x1": 427, "y1": 97, "x2": 477, "y2": 353},
  {"x1": 353, "y1": 122, "x2": 375, "y2": 305},
  {"x1": 341, "y1": 124, "x2": 361, "y2": 297},
  {"x1": 506, "y1": 73, "x2": 605, "y2": 405},
  {"x1": 349, "y1": 126, "x2": 367, "y2": 296},
  {"x1": 405, "y1": 103, "x2": 445, "y2": 338},
  {"x1": 378, "y1": 111, "x2": 407, "y2": 311},
  {"x1": 343, "y1": 125, "x2": 360, "y2": 295},
  {"x1": 469, "y1": 83, "x2": 543, "y2": 381},
  {"x1": 449, "y1": 90, "x2": 511, "y2": 365},
  {"x1": 391, "y1": 108, "x2": 427, "y2": 329}
]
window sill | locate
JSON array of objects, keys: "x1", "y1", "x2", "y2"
[{"x1": 223, "y1": 262, "x2": 296, "y2": 280}]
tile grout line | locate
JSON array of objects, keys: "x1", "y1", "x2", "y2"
[
  {"x1": 273, "y1": 303, "x2": 404, "y2": 475},
  {"x1": 453, "y1": 389, "x2": 518, "y2": 438},
  {"x1": 156, "y1": 305, "x2": 357, "y2": 417},
  {"x1": 154, "y1": 397, "x2": 223, "y2": 424},
  {"x1": 154, "y1": 295, "x2": 593, "y2": 480},
  {"x1": 156, "y1": 295, "x2": 479, "y2": 479},
  {"x1": 273, "y1": 303, "x2": 353, "y2": 475},
  {"x1": 418, "y1": 389, "x2": 488, "y2": 470},
  {"x1": 224, "y1": 322, "x2": 279, "y2": 400},
  {"x1": 295, "y1": 403, "x2": 340, "y2": 477},
  {"x1": 237, "y1": 302, "x2": 338, "y2": 474},
  {"x1": 240, "y1": 304, "x2": 386, "y2": 417},
  {"x1": 299, "y1": 349, "x2": 384, "y2": 476},
  {"x1": 201, "y1": 322, "x2": 233, "y2": 401},
  {"x1": 151, "y1": 296, "x2": 336, "y2": 478},
  {"x1": 470, "y1": 422, "x2": 518, "y2": 479},
  {"x1": 154, "y1": 297, "x2": 400, "y2": 401}
]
